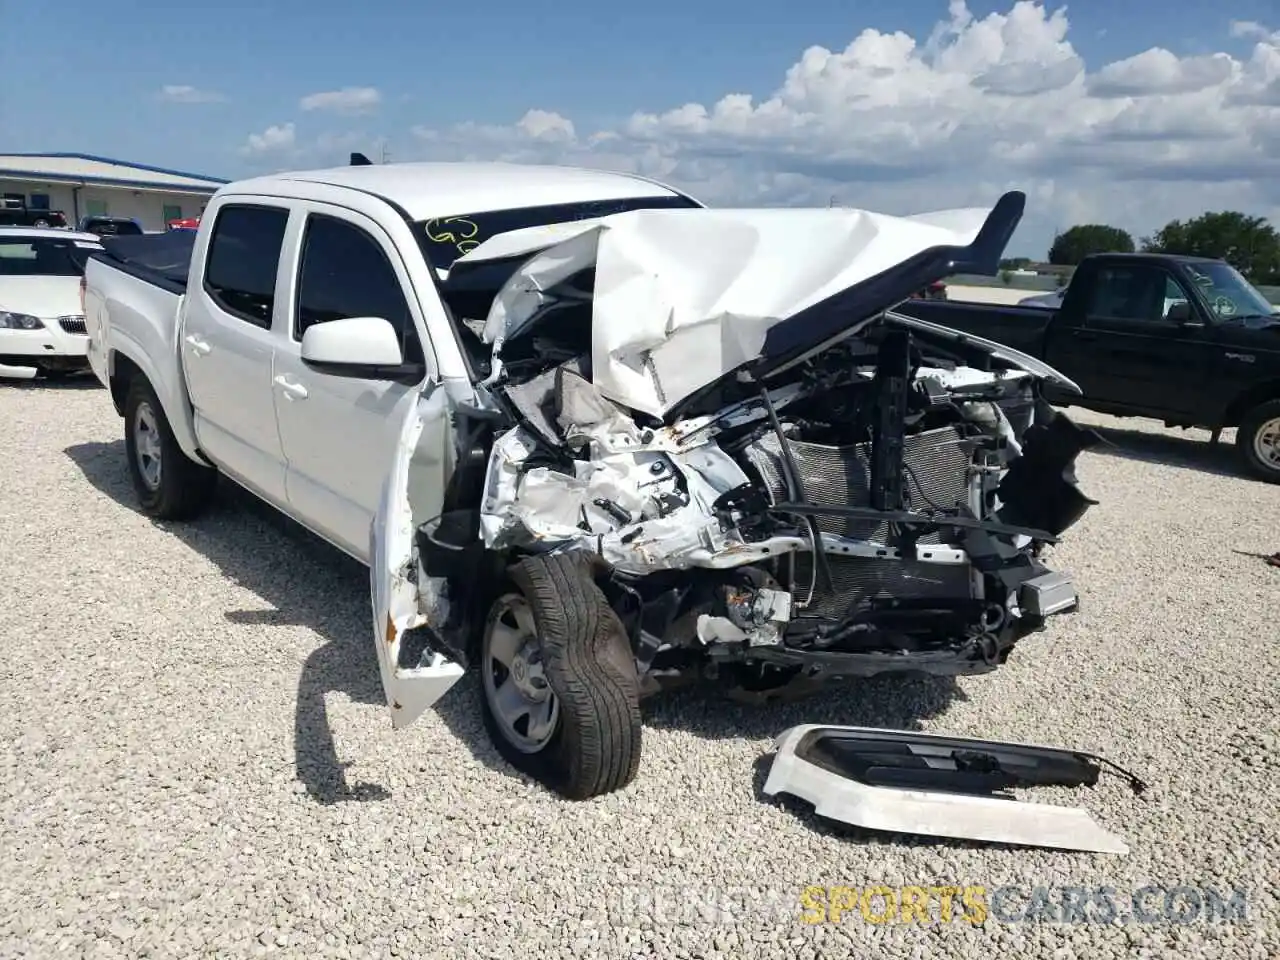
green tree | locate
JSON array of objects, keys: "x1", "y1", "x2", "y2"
[
  {"x1": 1047, "y1": 224, "x2": 1136, "y2": 265},
  {"x1": 1141, "y1": 211, "x2": 1280, "y2": 283}
]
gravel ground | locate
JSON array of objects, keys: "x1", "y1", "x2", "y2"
[{"x1": 1, "y1": 376, "x2": 1277, "y2": 960}]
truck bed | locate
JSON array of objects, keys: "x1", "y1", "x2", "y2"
[
  {"x1": 93, "y1": 231, "x2": 196, "y2": 295},
  {"x1": 893, "y1": 298, "x2": 1055, "y2": 358},
  {"x1": 83, "y1": 233, "x2": 191, "y2": 414}
]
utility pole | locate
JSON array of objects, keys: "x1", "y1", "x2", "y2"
[{"x1": 380, "y1": 141, "x2": 391, "y2": 164}]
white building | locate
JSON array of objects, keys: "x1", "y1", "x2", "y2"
[{"x1": 0, "y1": 153, "x2": 227, "y2": 231}]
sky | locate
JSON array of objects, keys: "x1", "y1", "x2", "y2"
[{"x1": 4, "y1": 0, "x2": 1280, "y2": 257}]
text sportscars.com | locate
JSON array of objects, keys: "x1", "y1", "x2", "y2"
[{"x1": 606, "y1": 883, "x2": 1253, "y2": 926}]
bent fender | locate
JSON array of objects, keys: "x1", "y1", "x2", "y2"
[{"x1": 370, "y1": 382, "x2": 466, "y2": 728}]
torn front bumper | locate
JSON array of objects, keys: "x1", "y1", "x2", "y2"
[{"x1": 762, "y1": 724, "x2": 1130, "y2": 854}]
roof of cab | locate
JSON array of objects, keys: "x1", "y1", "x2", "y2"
[{"x1": 220, "y1": 161, "x2": 694, "y2": 221}]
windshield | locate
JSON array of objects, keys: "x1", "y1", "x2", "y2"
[
  {"x1": 414, "y1": 195, "x2": 700, "y2": 270},
  {"x1": 1182, "y1": 261, "x2": 1276, "y2": 318},
  {"x1": 0, "y1": 237, "x2": 101, "y2": 277}
]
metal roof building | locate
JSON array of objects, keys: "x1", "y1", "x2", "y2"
[{"x1": 0, "y1": 153, "x2": 228, "y2": 231}]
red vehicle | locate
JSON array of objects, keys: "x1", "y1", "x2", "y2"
[
  {"x1": 166, "y1": 217, "x2": 201, "y2": 232},
  {"x1": 910, "y1": 280, "x2": 948, "y2": 300}
]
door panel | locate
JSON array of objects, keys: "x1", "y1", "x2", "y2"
[
  {"x1": 183, "y1": 202, "x2": 292, "y2": 504},
  {"x1": 1074, "y1": 266, "x2": 1211, "y2": 415},
  {"x1": 273, "y1": 204, "x2": 435, "y2": 561}
]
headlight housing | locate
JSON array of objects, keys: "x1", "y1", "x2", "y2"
[{"x1": 0, "y1": 311, "x2": 45, "y2": 330}]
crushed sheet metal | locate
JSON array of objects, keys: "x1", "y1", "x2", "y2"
[
  {"x1": 762, "y1": 724, "x2": 1130, "y2": 855},
  {"x1": 478, "y1": 423, "x2": 761, "y2": 574},
  {"x1": 478, "y1": 227, "x2": 605, "y2": 387},
  {"x1": 371, "y1": 384, "x2": 466, "y2": 728},
  {"x1": 478, "y1": 366, "x2": 1040, "y2": 573},
  {"x1": 481, "y1": 203, "x2": 997, "y2": 419},
  {"x1": 450, "y1": 215, "x2": 612, "y2": 270}
]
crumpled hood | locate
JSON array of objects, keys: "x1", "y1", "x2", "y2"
[
  {"x1": 0, "y1": 276, "x2": 83, "y2": 319},
  {"x1": 462, "y1": 192, "x2": 1025, "y2": 420}
]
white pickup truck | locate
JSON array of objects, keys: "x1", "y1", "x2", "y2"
[{"x1": 83, "y1": 159, "x2": 1100, "y2": 799}]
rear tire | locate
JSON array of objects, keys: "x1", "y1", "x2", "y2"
[
  {"x1": 1237, "y1": 399, "x2": 1280, "y2": 484},
  {"x1": 123, "y1": 376, "x2": 217, "y2": 519},
  {"x1": 480, "y1": 552, "x2": 642, "y2": 799}
]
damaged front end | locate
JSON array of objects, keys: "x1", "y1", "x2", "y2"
[
  {"x1": 475, "y1": 340, "x2": 1099, "y2": 700},
  {"x1": 416, "y1": 190, "x2": 1106, "y2": 704}
]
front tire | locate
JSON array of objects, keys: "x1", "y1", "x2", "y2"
[
  {"x1": 123, "y1": 377, "x2": 217, "y2": 519},
  {"x1": 1237, "y1": 399, "x2": 1280, "y2": 484},
  {"x1": 480, "y1": 553, "x2": 642, "y2": 799}
]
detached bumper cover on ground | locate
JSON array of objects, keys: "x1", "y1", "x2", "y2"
[{"x1": 763, "y1": 724, "x2": 1139, "y2": 854}]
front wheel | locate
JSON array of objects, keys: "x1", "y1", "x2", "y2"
[
  {"x1": 1237, "y1": 399, "x2": 1280, "y2": 484},
  {"x1": 123, "y1": 377, "x2": 217, "y2": 518},
  {"x1": 479, "y1": 553, "x2": 642, "y2": 799}
]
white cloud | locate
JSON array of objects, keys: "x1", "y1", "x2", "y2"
[
  {"x1": 1230, "y1": 20, "x2": 1277, "y2": 42},
  {"x1": 157, "y1": 84, "x2": 225, "y2": 104},
  {"x1": 399, "y1": 3, "x2": 1280, "y2": 254},
  {"x1": 240, "y1": 122, "x2": 296, "y2": 156},
  {"x1": 1088, "y1": 49, "x2": 1236, "y2": 97},
  {"x1": 516, "y1": 109, "x2": 576, "y2": 141},
  {"x1": 299, "y1": 86, "x2": 382, "y2": 115}
]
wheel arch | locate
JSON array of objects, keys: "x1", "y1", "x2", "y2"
[
  {"x1": 1221, "y1": 379, "x2": 1280, "y2": 429},
  {"x1": 107, "y1": 344, "x2": 211, "y2": 467}
]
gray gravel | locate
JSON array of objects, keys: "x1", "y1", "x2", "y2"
[{"x1": 1, "y1": 376, "x2": 1277, "y2": 959}]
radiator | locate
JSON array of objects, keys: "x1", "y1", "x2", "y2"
[
  {"x1": 741, "y1": 425, "x2": 976, "y2": 618},
  {"x1": 742, "y1": 425, "x2": 972, "y2": 543}
]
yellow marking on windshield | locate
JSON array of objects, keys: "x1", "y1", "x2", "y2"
[{"x1": 425, "y1": 217, "x2": 482, "y2": 256}]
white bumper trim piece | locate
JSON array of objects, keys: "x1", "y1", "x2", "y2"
[{"x1": 762, "y1": 724, "x2": 1129, "y2": 855}]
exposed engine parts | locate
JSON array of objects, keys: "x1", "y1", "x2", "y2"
[{"x1": 422, "y1": 316, "x2": 1103, "y2": 701}]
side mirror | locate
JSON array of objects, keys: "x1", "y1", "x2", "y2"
[
  {"x1": 300, "y1": 316, "x2": 423, "y2": 382},
  {"x1": 1165, "y1": 301, "x2": 1197, "y2": 325}
]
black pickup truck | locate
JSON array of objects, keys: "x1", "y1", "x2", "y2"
[
  {"x1": 895, "y1": 253, "x2": 1280, "y2": 483},
  {"x1": 0, "y1": 199, "x2": 69, "y2": 228}
]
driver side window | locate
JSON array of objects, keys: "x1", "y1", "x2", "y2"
[
  {"x1": 294, "y1": 213, "x2": 425, "y2": 364},
  {"x1": 1087, "y1": 265, "x2": 1185, "y2": 324}
]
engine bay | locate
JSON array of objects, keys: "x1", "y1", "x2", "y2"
[{"x1": 414, "y1": 282, "x2": 1102, "y2": 699}]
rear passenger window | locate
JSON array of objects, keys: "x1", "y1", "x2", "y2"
[
  {"x1": 294, "y1": 214, "x2": 423, "y2": 363},
  {"x1": 203, "y1": 204, "x2": 289, "y2": 328}
]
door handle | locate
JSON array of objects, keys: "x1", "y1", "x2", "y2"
[
  {"x1": 273, "y1": 375, "x2": 309, "y2": 400},
  {"x1": 184, "y1": 334, "x2": 211, "y2": 356}
]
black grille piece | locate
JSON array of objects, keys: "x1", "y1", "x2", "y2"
[
  {"x1": 789, "y1": 554, "x2": 974, "y2": 620},
  {"x1": 869, "y1": 329, "x2": 911, "y2": 511},
  {"x1": 743, "y1": 425, "x2": 972, "y2": 545},
  {"x1": 58, "y1": 316, "x2": 87, "y2": 335}
]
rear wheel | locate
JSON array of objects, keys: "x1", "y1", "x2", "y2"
[
  {"x1": 123, "y1": 377, "x2": 217, "y2": 518},
  {"x1": 479, "y1": 553, "x2": 642, "y2": 799},
  {"x1": 1237, "y1": 399, "x2": 1280, "y2": 484}
]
